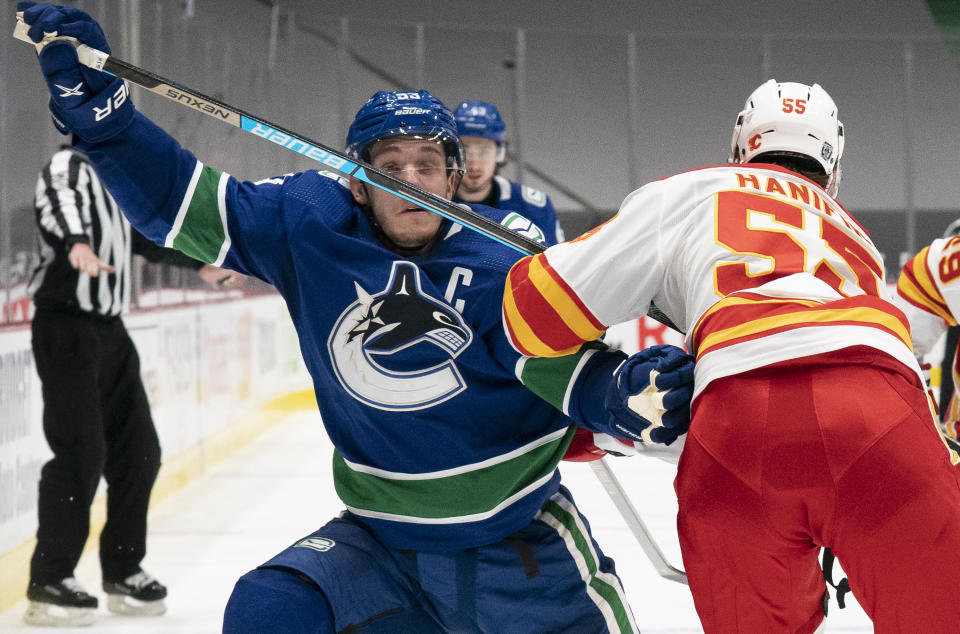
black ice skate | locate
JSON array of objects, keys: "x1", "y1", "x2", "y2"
[
  {"x1": 24, "y1": 577, "x2": 98, "y2": 627},
  {"x1": 102, "y1": 570, "x2": 167, "y2": 616}
]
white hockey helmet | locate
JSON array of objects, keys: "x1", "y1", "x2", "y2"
[
  {"x1": 943, "y1": 217, "x2": 960, "y2": 239},
  {"x1": 729, "y1": 79, "x2": 845, "y2": 197}
]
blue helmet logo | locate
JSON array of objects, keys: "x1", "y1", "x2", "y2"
[
  {"x1": 345, "y1": 90, "x2": 464, "y2": 174},
  {"x1": 453, "y1": 101, "x2": 506, "y2": 143},
  {"x1": 327, "y1": 261, "x2": 473, "y2": 411}
]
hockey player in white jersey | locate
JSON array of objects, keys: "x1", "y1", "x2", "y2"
[
  {"x1": 503, "y1": 79, "x2": 960, "y2": 631},
  {"x1": 897, "y1": 222, "x2": 960, "y2": 444}
]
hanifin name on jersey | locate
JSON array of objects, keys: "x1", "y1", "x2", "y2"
[{"x1": 733, "y1": 169, "x2": 867, "y2": 241}]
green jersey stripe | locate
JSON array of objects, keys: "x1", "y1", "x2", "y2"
[
  {"x1": 542, "y1": 499, "x2": 597, "y2": 574},
  {"x1": 211, "y1": 173, "x2": 232, "y2": 267},
  {"x1": 343, "y1": 472, "x2": 556, "y2": 525},
  {"x1": 588, "y1": 576, "x2": 636, "y2": 634},
  {"x1": 516, "y1": 341, "x2": 609, "y2": 415},
  {"x1": 539, "y1": 493, "x2": 637, "y2": 633},
  {"x1": 334, "y1": 425, "x2": 575, "y2": 522},
  {"x1": 167, "y1": 163, "x2": 229, "y2": 263}
]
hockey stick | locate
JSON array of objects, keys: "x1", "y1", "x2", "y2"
[
  {"x1": 589, "y1": 459, "x2": 688, "y2": 584},
  {"x1": 12, "y1": 15, "x2": 682, "y2": 334},
  {"x1": 16, "y1": 18, "x2": 688, "y2": 581},
  {"x1": 12, "y1": 15, "x2": 542, "y2": 255}
]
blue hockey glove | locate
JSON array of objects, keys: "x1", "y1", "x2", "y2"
[
  {"x1": 19, "y1": 2, "x2": 133, "y2": 141},
  {"x1": 604, "y1": 344, "x2": 694, "y2": 446}
]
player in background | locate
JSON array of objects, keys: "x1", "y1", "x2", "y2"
[
  {"x1": 938, "y1": 219, "x2": 960, "y2": 418},
  {"x1": 502, "y1": 78, "x2": 960, "y2": 632},
  {"x1": 936, "y1": 218, "x2": 960, "y2": 418},
  {"x1": 453, "y1": 100, "x2": 565, "y2": 244},
  {"x1": 17, "y1": 4, "x2": 695, "y2": 632},
  {"x1": 897, "y1": 219, "x2": 960, "y2": 444}
]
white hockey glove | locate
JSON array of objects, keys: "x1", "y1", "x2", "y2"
[
  {"x1": 604, "y1": 344, "x2": 694, "y2": 446},
  {"x1": 592, "y1": 431, "x2": 685, "y2": 465},
  {"x1": 591, "y1": 433, "x2": 640, "y2": 457}
]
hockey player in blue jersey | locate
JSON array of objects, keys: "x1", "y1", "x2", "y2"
[
  {"x1": 19, "y1": 4, "x2": 695, "y2": 632},
  {"x1": 454, "y1": 100, "x2": 565, "y2": 244}
]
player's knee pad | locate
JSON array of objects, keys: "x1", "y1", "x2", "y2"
[{"x1": 223, "y1": 566, "x2": 334, "y2": 634}]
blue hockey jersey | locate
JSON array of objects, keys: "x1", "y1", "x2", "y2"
[
  {"x1": 462, "y1": 175, "x2": 565, "y2": 245},
  {"x1": 79, "y1": 113, "x2": 622, "y2": 551}
]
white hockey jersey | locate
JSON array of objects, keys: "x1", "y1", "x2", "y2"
[
  {"x1": 504, "y1": 164, "x2": 918, "y2": 399},
  {"x1": 898, "y1": 236, "x2": 960, "y2": 432}
]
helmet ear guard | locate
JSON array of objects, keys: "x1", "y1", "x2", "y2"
[{"x1": 730, "y1": 79, "x2": 844, "y2": 197}]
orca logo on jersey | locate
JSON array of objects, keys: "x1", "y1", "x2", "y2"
[{"x1": 327, "y1": 261, "x2": 473, "y2": 411}]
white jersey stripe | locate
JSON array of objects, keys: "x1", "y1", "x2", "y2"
[
  {"x1": 166, "y1": 160, "x2": 204, "y2": 248},
  {"x1": 693, "y1": 324, "x2": 923, "y2": 400},
  {"x1": 562, "y1": 347, "x2": 598, "y2": 416}
]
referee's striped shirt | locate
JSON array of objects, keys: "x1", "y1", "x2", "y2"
[{"x1": 28, "y1": 146, "x2": 202, "y2": 318}]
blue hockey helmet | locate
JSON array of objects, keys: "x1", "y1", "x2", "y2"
[
  {"x1": 453, "y1": 101, "x2": 506, "y2": 144},
  {"x1": 345, "y1": 90, "x2": 465, "y2": 176}
]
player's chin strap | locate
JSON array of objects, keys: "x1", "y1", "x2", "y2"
[{"x1": 821, "y1": 547, "x2": 851, "y2": 611}]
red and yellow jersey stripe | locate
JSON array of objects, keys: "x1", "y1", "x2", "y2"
[
  {"x1": 691, "y1": 291, "x2": 913, "y2": 360},
  {"x1": 897, "y1": 246, "x2": 956, "y2": 326},
  {"x1": 503, "y1": 253, "x2": 606, "y2": 357}
]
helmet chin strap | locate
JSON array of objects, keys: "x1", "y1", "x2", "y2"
[{"x1": 826, "y1": 165, "x2": 842, "y2": 198}]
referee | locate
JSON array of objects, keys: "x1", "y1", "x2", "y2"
[{"x1": 24, "y1": 139, "x2": 242, "y2": 627}]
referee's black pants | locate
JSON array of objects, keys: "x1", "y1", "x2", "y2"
[{"x1": 29, "y1": 307, "x2": 161, "y2": 585}]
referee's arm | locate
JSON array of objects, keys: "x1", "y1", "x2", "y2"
[{"x1": 35, "y1": 149, "x2": 91, "y2": 249}]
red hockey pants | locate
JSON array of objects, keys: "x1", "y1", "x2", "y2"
[{"x1": 676, "y1": 349, "x2": 960, "y2": 633}]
